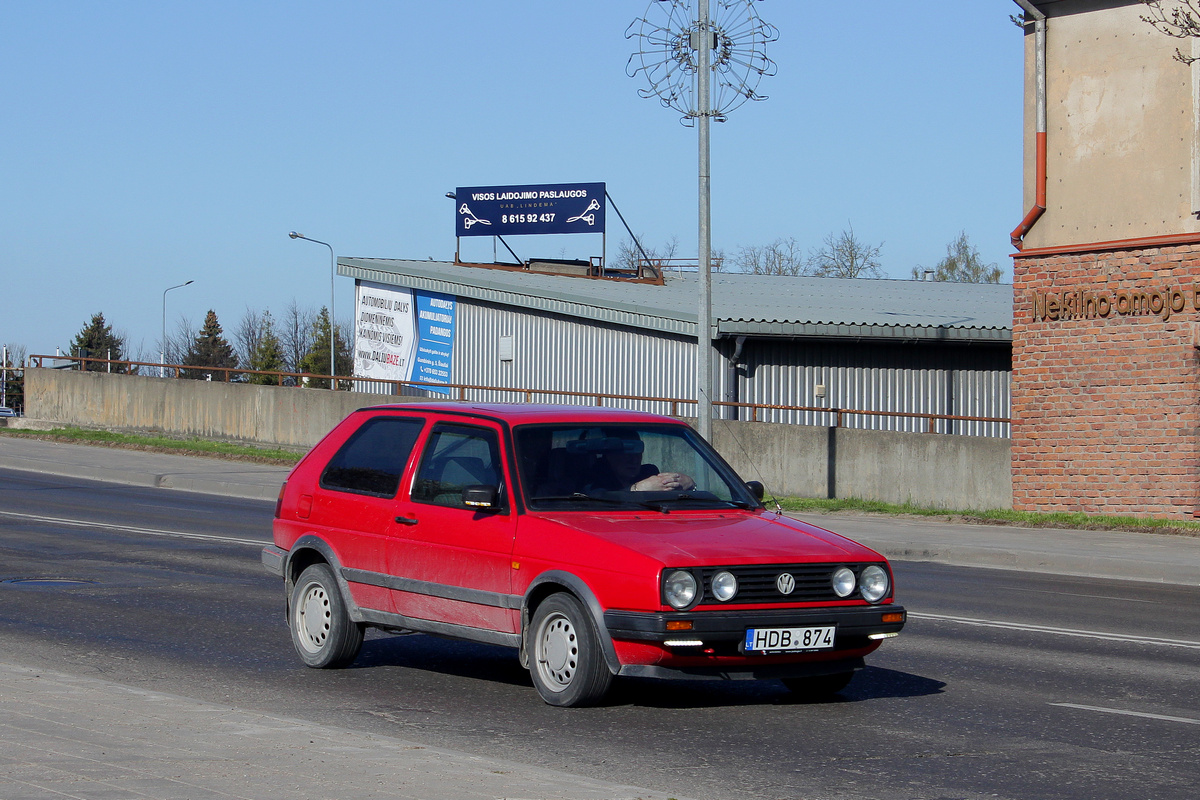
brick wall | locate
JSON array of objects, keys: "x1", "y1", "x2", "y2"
[{"x1": 1013, "y1": 244, "x2": 1200, "y2": 518}]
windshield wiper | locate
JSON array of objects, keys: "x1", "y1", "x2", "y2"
[
  {"x1": 644, "y1": 493, "x2": 756, "y2": 510},
  {"x1": 529, "y1": 493, "x2": 669, "y2": 512}
]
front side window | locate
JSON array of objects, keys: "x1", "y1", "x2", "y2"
[
  {"x1": 411, "y1": 424, "x2": 503, "y2": 510},
  {"x1": 320, "y1": 416, "x2": 425, "y2": 497},
  {"x1": 515, "y1": 423, "x2": 756, "y2": 511}
]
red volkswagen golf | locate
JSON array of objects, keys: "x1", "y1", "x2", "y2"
[{"x1": 263, "y1": 403, "x2": 905, "y2": 707}]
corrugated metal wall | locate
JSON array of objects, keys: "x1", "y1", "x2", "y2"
[
  {"x1": 452, "y1": 297, "x2": 697, "y2": 417},
  {"x1": 729, "y1": 339, "x2": 1010, "y2": 437},
  {"x1": 361, "y1": 292, "x2": 1010, "y2": 438}
]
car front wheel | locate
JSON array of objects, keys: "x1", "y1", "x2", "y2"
[
  {"x1": 528, "y1": 593, "x2": 613, "y2": 707},
  {"x1": 289, "y1": 563, "x2": 364, "y2": 669}
]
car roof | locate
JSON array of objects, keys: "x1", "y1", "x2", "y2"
[{"x1": 356, "y1": 401, "x2": 687, "y2": 426}]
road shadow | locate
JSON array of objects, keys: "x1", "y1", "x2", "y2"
[
  {"x1": 607, "y1": 666, "x2": 945, "y2": 709},
  {"x1": 350, "y1": 634, "x2": 944, "y2": 708},
  {"x1": 352, "y1": 632, "x2": 533, "y2": 688}
]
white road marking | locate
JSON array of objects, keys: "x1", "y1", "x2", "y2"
[
  {"x1": 0, "y1": 509, "x2": 265, "y2": 548},
  {"x1": 1050, "y1": 703, "x2": 1200, "y2": 726},
  {"x1": 909, "y1": 611, "x2": 1200, "y2": 650}
]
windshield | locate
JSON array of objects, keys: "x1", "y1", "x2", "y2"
[{"x1": 514, "y1": 423, "x2": 757, "y2": 511}]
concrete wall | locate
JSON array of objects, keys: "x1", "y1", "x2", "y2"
[
  {"x1": 24, "y1": 368, "x2": 1012, "y2": 509},
  {"x1": 23, "y1": 368, "x2": 413, "y2": 450},
  {"x1": 709, "y1": 419, "x2": 1011, "y2": 511}
]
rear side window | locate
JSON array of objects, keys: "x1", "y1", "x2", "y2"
[
  {"x1": 320, "y1": 416, "x2": 424, "y2": 497},
  {"x1": 412, "y1": 424, "x2": 502, "y2": 509}
]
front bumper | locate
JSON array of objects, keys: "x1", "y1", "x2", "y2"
[{"x1": 604, "y1": 604, "x2": 906, "y2": 646}]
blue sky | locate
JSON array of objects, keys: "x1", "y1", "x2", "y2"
[{"x1": 1, "y1": 1, "x2": 1025, "y2": 358}]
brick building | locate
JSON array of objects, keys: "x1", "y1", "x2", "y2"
[{"x1": 1012, "y1": 0, "x2": 1200, "y2": 517}]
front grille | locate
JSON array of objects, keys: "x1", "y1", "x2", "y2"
[{"x1": 695, "y1": 563, "x2": 883, "y2": 605}]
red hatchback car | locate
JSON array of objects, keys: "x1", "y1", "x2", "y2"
[{"x1": 263, "y1": 403, "x2": 905, "y2": 707}]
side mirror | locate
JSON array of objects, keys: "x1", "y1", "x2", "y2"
[
  {"x1": 462, "y1": 484, "x2": 501, "y2": 510},
  {"x1": 745, "y1": 481, "x2": 765, "y2": 502}
]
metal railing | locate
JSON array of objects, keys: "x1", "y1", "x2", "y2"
[{"x1": 30, "y1": 354, "x2": 1011, "y2": 434}]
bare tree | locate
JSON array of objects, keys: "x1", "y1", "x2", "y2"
[
  {"x1": 280, "y1": 301, "x2": 316, "y2": 374},
  {"x1": 162, "y1": 315, "x2": 197, "y2": 366},
  {"x1": 612, "y1": 235, "x2": 680, "y2": 272},
  {"x1": 1141, "y1": 1, "x2": 1200, "y2": 63},
  {"x1": 234, "y1": 307, "x2": 265, "y2": 369},
  {"x1": 807, "y1": 224, "x2": 885, "y2": 279},
  {"x1": 735, "y1": 237, "x2": 810, "y2": 276}
]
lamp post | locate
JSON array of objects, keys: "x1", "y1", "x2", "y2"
[
  {"x1": 161, "y1": 280, "x2": 194, "y2": 378},
  {"x1": 289, "y1": 232, "x2": 337, "y2": 386}
]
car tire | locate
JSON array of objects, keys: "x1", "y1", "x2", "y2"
[
  {"x1": 528, "y1": 593, "x2": 613, "y2": 707},
  {"x1": 289, "y1": 563, "x2": 364, "y2": 669},
  {"x1": 782, "y1": 671, "x2": 854, "y2": 699}
]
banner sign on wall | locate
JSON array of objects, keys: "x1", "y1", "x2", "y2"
[
  {"x1": 454, "y1": 182, "x2": 605, "y2": 238},
  {"x1": 353, "y1": 281, "x2": 455, "y2": 395},
  {"x1": 413, "y1": 291, "x2": 455, "y2": 391}
]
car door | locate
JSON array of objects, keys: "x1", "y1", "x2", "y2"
[
  {"x1": 306, "y1": 413, "x2": 426, "y2": 614},
  {"x1": 388, "y1": 419, "x2": 518, "y2": 633}
]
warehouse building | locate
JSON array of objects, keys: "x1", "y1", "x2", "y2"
[{"x1": 338, "y1": 257, "x2": 1012, "y2": 437}]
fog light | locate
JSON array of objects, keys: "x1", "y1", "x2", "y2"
[
  {"x1": 664, "y1": 639, "x2": 704, "y2": 647},
  {"x1": 868, "y1": 632, "x2": 899, "y2": 640}
]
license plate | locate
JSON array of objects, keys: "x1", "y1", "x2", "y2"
[{"x1": 744, "y1": 626, "x2": 835, "y2": 653}]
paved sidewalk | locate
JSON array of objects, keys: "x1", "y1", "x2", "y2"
[
  {"x1": 0, "y1": 661, "x2": 684, "y2": 800},
  {"x1": 0, "y1": 434, "x2": 289, "y2": 502}
]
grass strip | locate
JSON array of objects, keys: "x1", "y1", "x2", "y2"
[
  {"x1": 777, "y1": 495, "x2": 1200, "y2": 536},
  {"x1": 0, "y1": 426, "x2": 303, "y2": 465}
]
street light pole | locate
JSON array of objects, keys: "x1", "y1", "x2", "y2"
[
  {"x1": 289, "y1": 232, "x2": 337, "y2": 387},
  {"x1": 696, "y1": 0, "x2": 714, "y2": 442},
  {"x1": 161, "y1": 280, "x2": 194, "y2": 378}
]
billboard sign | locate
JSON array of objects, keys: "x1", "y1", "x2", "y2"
[
  {"x1": 454, "y1": 182, "x2": 605, "y2": 237},
  {"x1": 354, "y1": 281, "x2": 455, "y2": 395}
]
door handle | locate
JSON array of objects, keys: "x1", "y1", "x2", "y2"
[{"x1": 394, "y1": 515, "x2": 419, "y2": 526}]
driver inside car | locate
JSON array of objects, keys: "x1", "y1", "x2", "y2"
[{"x1": 584, "y1": 430, "x2": 696, "y2": 493}]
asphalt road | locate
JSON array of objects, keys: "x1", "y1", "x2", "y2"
[{"x1": 1, "y1": 467, "x2": 1198, "y2": 800}]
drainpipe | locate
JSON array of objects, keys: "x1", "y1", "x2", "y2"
[{"x1": 1010, "y1": 0, "x2": 1046, "y2": 250}]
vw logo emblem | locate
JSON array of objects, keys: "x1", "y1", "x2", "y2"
[{"x1": 776, "y1": 573, "x2": 796, "y2": 595}]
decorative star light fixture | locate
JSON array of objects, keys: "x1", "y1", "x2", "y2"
[
  {"x1": 626, "y1": 0, "x2": 778, "y2": 125},
  {"x1": 626, "y1": 0, "x2": 777, "y2": 441}
]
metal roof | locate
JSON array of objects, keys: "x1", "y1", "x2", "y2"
[{"x1": 339, "y1": 258, "x2": 1012, "y2": 343}]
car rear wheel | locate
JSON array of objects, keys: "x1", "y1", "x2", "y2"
[
  {"x1": 290, "y1": 563, "x2": 364, "y2": 669},
  {"x1": 782, "y1": 671, "x2": 854, "y2": 699},
  {"x1": 528, "y1": 593, "x2": 613, "y2": 707}
]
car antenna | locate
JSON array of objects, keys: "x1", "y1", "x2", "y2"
[{"x1": 712, "y1": 417, "x2": 784, "y2": 514}]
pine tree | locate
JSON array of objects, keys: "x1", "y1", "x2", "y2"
[
  {"x1": 68, "y1": 312, "x2": 128, "y2": 372},
  {"x1": 248, "y1": 311, "x2": 286, "y2": 385},
  {"x1": 182, "y1": 310, "x2": 239, "y2": 380},
  {"x1": 298, "y1": 307, "x2": 353, "y2": 389}
]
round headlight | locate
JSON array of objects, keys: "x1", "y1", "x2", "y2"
[
  {"x1": 711, "y1": 571, "x2": 738, "y2": 602},
  {"x1": 664, "y1": 569, "x2": 698, "y2": 609},
  {"x1": 860, "y1": 565, "x2": 889, "y2": 603},
  {"x1": 832, "y1": 567, "x2": 856, "y2": 598}
]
